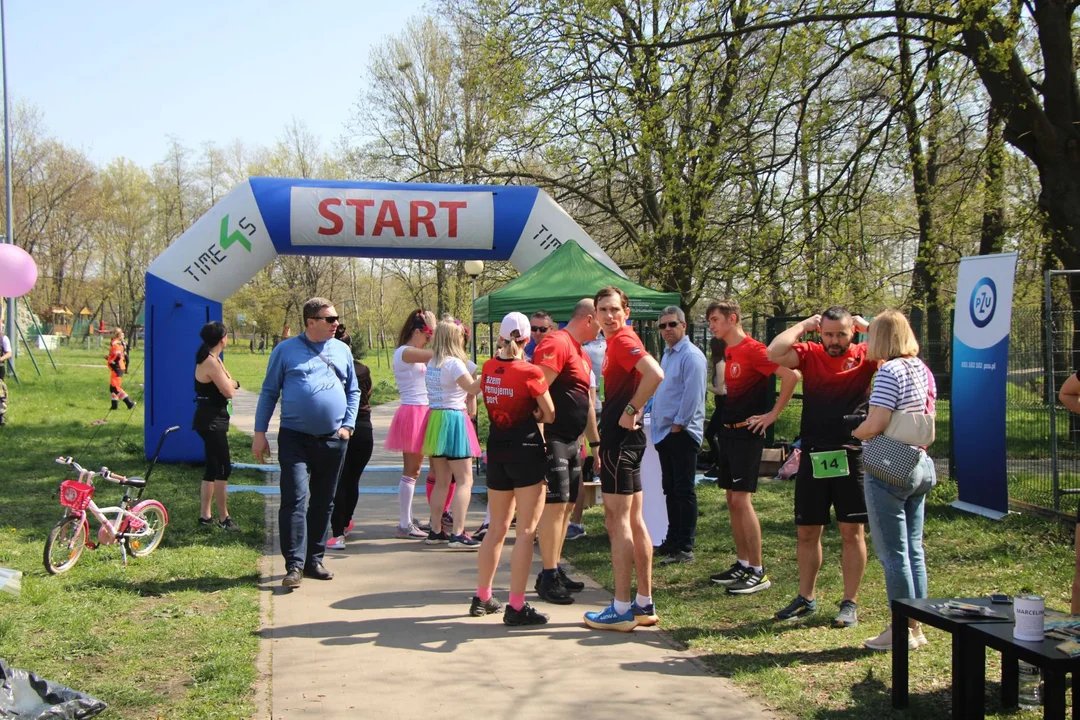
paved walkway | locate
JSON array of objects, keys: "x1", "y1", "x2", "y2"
[{"x1": 231, "y1": 389, "x2": 775, "y2": 720}]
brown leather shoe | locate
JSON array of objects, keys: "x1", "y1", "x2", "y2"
[
  {"x1": 282, "y1": 567, "x2": 303, "y2": 588},
  {"x1": 303, "y1": 561, "x2": 333, "y2": 580}
]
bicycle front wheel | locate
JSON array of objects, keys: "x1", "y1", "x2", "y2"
[
  {"x1": 125, "y1": 501, "x2": 167, "y2": 558},
  {"x1": 44, "y1": 516, "x2": 87, "y2": 574}
]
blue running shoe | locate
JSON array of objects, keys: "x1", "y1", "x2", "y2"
[
  {"x1": 632, "y1": 602, "x2": 659, "y2": 627},
  {"x1": 583, "y1": 603, "x2": 637, "y2": 632}
]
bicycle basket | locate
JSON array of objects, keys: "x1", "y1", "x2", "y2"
[{"x1": 59, "y1": 480, "x2": 94, "y2": 511}]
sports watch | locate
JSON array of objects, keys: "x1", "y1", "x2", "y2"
[{"x1": 624, "y1": 403, "x2": 637, "y2": 416}]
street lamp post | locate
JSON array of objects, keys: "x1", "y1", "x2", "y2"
[
  {"x1": 1, "y1": 0, "x2": 15, "y2": 357},
  {"x1": 463, "y1": 260, "x2": 484, "y2": 362}
]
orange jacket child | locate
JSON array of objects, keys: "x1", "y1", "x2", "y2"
[{"x1": 107, "y1": 330, "x2": 135, "y2": 411}]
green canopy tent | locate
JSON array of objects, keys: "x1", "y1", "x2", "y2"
[{"x1": 472, "y1": 240, "x2": 681, "y2": 323}]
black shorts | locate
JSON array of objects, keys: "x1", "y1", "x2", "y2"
[
  {"x1": 487, "y1": 460, "x2": 547, "y2": 492},
  {"x1": 716, "y1": 429, "x2": 764, "y2": 493},
  {"x1": 545, "y1": 437, "x2": 582, "y2": 504},
  {"x1": 794, "y1": 447, "x2": 867, "y2": 525},
  {"x1": 599, "y1": 445, "x2": 643, "y2": 495}
]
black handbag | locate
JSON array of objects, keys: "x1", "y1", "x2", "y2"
[{"x1": 863, "y1": 433, "x2": 922, "y2": 487}]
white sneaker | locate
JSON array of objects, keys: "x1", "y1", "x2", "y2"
[
  {"x1": 864, "y1": 624, "x2": 920, "y2": 651},
  {"x1": 326, "y1": 536, "x2": 346, "y2": 550},
  {"x1": 912, "y1": 626, "x2": 928, "y2": 646}
]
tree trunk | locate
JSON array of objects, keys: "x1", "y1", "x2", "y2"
[
  {"x1": 435, "y1": 260, "x2": 449, "y2": 317},
  {"x1": 979, "y1": 103, "x2": 1006, "y2": 255}
]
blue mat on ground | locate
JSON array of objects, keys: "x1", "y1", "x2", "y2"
[
  {"x1": 233, "y1": 463, "x2": 429, "y2": 473},
  {"x1": 227, "y1": 485, "x2": 488, "y2": 495}
]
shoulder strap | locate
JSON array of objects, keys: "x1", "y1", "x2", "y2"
[{"x1": 300, "y1": 336, "x2": 345, "y2": 387}]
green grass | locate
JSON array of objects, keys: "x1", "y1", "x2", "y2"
[
  {"x1": 0, "y1": 347, "x2": 263, "y2": 719},
  {"x1": 563, "y1": 480, "x2": 1073, "y2": 719}
]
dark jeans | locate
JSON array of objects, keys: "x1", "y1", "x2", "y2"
[
  {"x1": 331, "y1": 425, "x2": 374, "y2": 537},
  {"x1": 278, "y1": 427, "x2": 348, "y2": 571},
  {"x1": 656, "y1": 431, "x2": 700, "y2": 552}
]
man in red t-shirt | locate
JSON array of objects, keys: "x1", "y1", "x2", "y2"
[
  {"x1": 768, "y1": 307, "x2": 877, "y2": 627},
  {"x1": 532, "y1": 299, "x2": 603, "y2": 605},
  {"x1": 706, "y1": 300, "x2": 799, "y2": 596},
  {"x1": 582, "y1": 286, "x2": 666, "y2": 632}
]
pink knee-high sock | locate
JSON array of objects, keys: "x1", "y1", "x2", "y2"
[
  {"x1": 509, "y1": 593, "x2": 525, "y2": 611},
  {"x1": 425, "y1": 473, "x2": 455, "y2": 514}
]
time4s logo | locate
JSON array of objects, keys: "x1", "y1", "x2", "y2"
[
  {"x1": 220, "y1": 214, "x2": 257, "y2": 252},
  {"x1": 969, "y1": 277, "x2": 997, "y2": 329}
]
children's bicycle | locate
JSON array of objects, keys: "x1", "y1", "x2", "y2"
[{"x1": 44, "y1": 426, "x2": 178, "y2": 574}]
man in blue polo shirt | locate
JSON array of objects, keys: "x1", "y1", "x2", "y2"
[
  {"x1": 651, "y1": 306, "x2": 707, "y2": 564},
  {"x1": 254, "y1": 297, "x2": 360, "y2": 588}
]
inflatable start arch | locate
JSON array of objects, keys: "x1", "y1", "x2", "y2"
[{"x1": 145, "y1": 177, "x2": 620, "y2": 461}]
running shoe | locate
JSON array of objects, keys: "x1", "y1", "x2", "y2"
[
  {"x1": 565, "y1": 522, "x2": 587, "y2": 540},
  {"x1": 726, "y1": 567, "x2": 771, "y2": 595},
  {"x1": 448, "y1": 533, "x2": 481, "y2": 549},
  {"x1": 504, "y1": 603, "x2": 549, "y2": 626},
  {"x1": 425, "y1": 530, "x2": 450, "y2": 545},
  {"x1": 396, "y1": 523, "x2": 427, "y2": 539},
  {"x1": 535, "y1": 571, "x2": 575, "y2": 605},
  {"x1": 474, "y1": 522, "x2": 489, "y2": 541},
  {"x1": 326, "y1": 535, "x2": 346, "y2": 550},
  {"x1": 660, "y1": 550, "x2": 695, "y2": 565},
  {"x1": 774, "y1": 595, "x2": 817, "y2": 621},
  {"x1": 442, "y1": 511, "x2": 454, "y2": 534},
  {"x1": 583, "y1": 603, "x2": 636, "y2": 632},
  {"x1": 198, "y1": 516, "x2": 214, "y2": 528},
  {"x1": 345, "y1": 519, "x2": 355, "y2": 536},
  {"x1": 469, "y1": 595, "x2": 503, "y2": 617},
  {"x1": 632, "y1": 602, "x2": 660, "y2": 627},
  {"x1": 864, "y1": 624, "x2": 920, "y2": 651},
  {"x1": 703, "y1": 465, "x2": 721, "y2": 480},
  {"x1": 415, "y1": 518, "x2": 431, "y2": 532},
  {"x1": 834, "y1": 600, "x2": 859, "y2": 628},
  {"x1": 557, "y1": 566, "x2": 584, "y2": 593},
  {"x1": 710, "y1": 561, "x2": 747, "y2": 586},
  {"x1": 218, "y1": 516, "x2": 241, "y2": 532}
]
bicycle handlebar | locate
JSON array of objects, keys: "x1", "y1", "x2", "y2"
[{"x1": 55, "y1": 457, "x2": 127, "y2": 483}]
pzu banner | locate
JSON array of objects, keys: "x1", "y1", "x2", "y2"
[{"x1": 951, "y1": 252, "x2": 1017, "y2": 519}]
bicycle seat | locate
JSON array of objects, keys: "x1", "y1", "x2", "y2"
[{"x1": 120, "y1": 476, "x2": 146, "y2": 488}]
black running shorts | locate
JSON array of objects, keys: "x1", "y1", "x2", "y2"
[
  {"x1": 716, "y1": 429, "x2": 764, "y2": 493},
  {"x1": 545, "y1": 436, "x2": 582, "y2": 504},
  {"x1": 487, "y1": 459, "x2": 548, "y2": 492},
  {"x1": 599, "y1": 445, "x2": 644, "y2": 495},
  {"x1": 794, "y1": 446, "x2": 867, "y2": 525}
]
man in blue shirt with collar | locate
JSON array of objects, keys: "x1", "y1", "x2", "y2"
[
  {"x1": 254, "y1": 297, "x2": 360, "y2": 588},
  {"x1": 651, "y1": 306, "x2": 707, "y2": 564}
]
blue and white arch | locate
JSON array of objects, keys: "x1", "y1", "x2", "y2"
[{"x1": 145, "y1": 177, "x2": 620, "y2": 461}]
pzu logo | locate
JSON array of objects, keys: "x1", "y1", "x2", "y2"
[{"x1": 969, "y1": 277, "x2": 997, "y2": 329}]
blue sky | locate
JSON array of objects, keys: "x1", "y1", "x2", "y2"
[{"x1": 6, "y1": 0, "x2": 428, "y2": 167}]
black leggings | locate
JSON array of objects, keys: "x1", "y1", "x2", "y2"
[
  {"x1": 197, "y1": 428, "x2": 232, "y2": 482},
  {"x1": 331, "y1": 425, "x2": 375, "y2": 537}
]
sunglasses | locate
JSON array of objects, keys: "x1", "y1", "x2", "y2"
[
  {"x1": 658, "y1": 321, "x2": 682, "y2": 329},
  {"x1": 313, "y1": 315, "x2": 339, "y2": 323},
  {"x1": 531, "y1": 326, "x2": 550, "y2": 333}
]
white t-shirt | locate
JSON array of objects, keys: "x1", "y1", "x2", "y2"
[
  {"x1": 426, "y1": 356, "x2": 470, "y2": 410},
  {"x1": 393, "y1": 346, "x2": 428, "y2": 406},
  {"x1": 0, "y1": 335, "x2": 10, "y2": 355}
]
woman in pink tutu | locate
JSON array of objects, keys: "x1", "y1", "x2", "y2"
[
  {"x1": 385, "y1": 309, "x2": 437, "y2": 538},
  {"x1": 423, "y1": 319, "x2": 483, "y2": 548}
]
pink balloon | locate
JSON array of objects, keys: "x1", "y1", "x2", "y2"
[{"x1": 0, "y1": 243, "x2": 37, "y2": 297}]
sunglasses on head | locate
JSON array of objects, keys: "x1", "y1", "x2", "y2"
[
  {"x1": 313, "y1": 315, "x2": 339, "y2": 324},
  {"x1": 658, "y1": 321, "x2": 682, "y2": 329},
  {"x1": 531, "y1": 326, "x2": 550, "y2": 333}
]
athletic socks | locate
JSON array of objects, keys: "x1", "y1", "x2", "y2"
[
  {"x1": 424, "y1": 473, "x2": 456, "y2": 513},
  {"x1": 751, "y1": 565, "x2": 763, "y2": 573},
  {"x1": 444, "y1": 480, "x2": 455, "y2": 513},
  {"x1": 613, "y1": 599, "x2": 632, "y2": 615},
  {"x1": 484, "y1": 506, "x2": 491, "y2": 524},
  {"x1": 635, "y1": 594, "x2": 652, "y2": 608},
  {"x1": 477, "y1": 586, "x2": 493, "y2": 602},
  {"x1": 737, "y1": 559, "x2": 750, "y2": 568},
  {"x1": 540, "y1": 568, "x2": 558, "y2": 581},
  {"x1": 509, "y1": 592, "x2": 526, "y2": 611},
  {"x1": 398, "y1": 475, "x2": 416, "y2": 528}
]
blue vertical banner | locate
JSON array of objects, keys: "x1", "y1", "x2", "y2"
[{"x1": 951, "y1": 252, "x2": 1017, "y2": 519}]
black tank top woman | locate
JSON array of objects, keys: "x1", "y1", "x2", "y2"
[{"x1": 194, "y1": 376, "x2": 230, "y2": 432}]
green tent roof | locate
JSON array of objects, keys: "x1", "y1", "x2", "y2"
[{"x1": 472, "y1": 240, "x2": 681, "y2": 323}]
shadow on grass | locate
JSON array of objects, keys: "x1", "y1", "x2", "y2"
[{"x1": 86, "y1": 572, "x2": 260, "y2": 595}]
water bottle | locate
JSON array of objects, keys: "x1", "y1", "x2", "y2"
[{"x1": 1018, "y1": 660, "x2": 1042, "y2": 710}]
